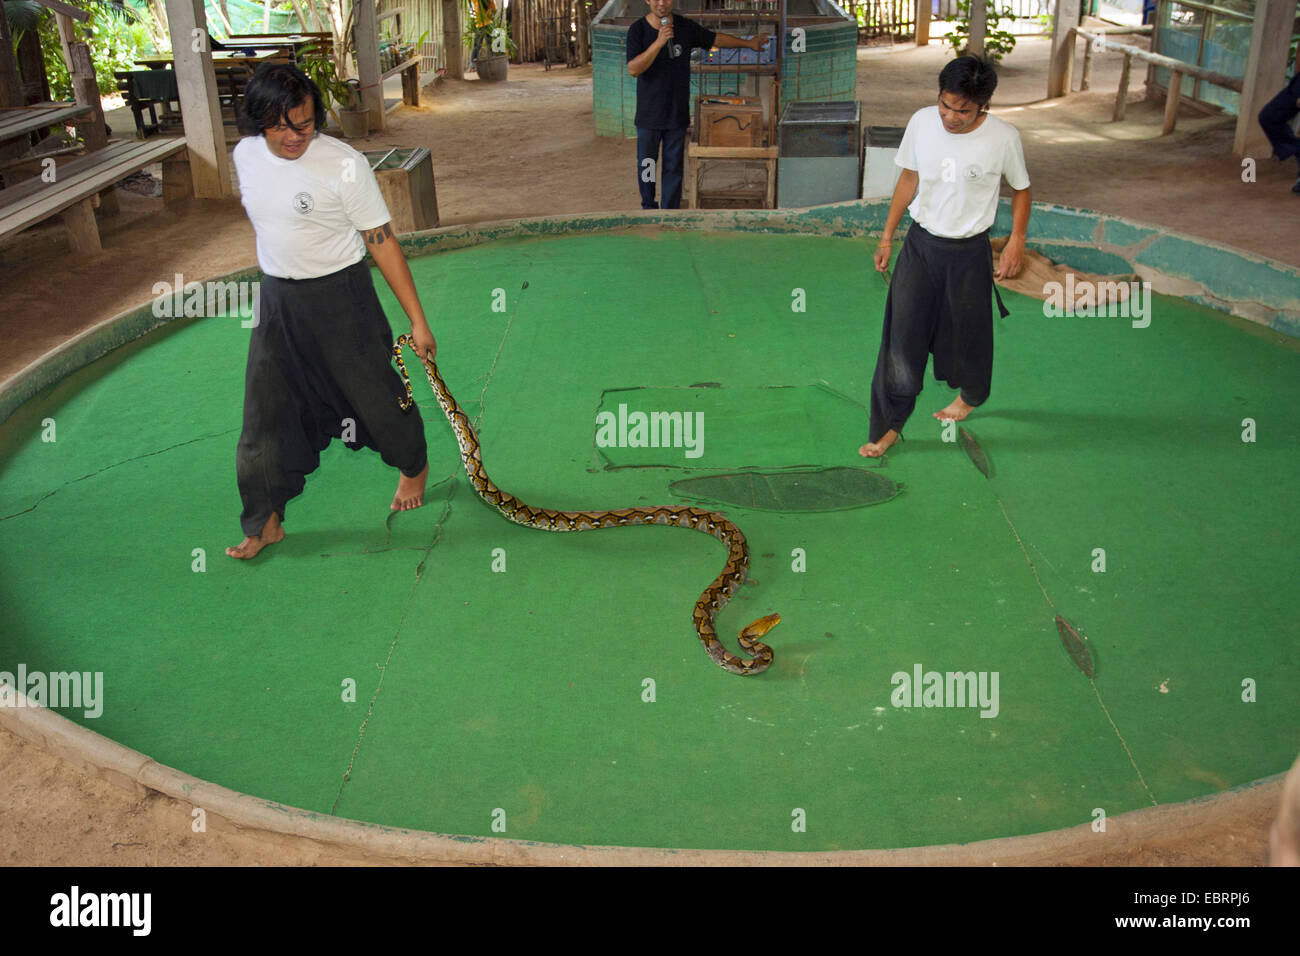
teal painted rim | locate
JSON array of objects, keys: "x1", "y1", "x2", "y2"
[{"x1": 4, "y1": 200, "x2": 1296, "y2": 431}]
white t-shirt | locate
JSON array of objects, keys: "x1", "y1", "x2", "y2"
[
  {"x1": 233, "y1": 133, "x2": 392, "y2": 279},
  {"x1": 895, "y1": 106, "x2": 1030, "y2": 239}
]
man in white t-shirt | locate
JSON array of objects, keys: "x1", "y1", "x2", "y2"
[
  {"x1": 226, "y1": 63, "x2": 437, "y2": 559},
  {"x1": 859, "y1": 55, "x2": 1031, "y2": 458}
]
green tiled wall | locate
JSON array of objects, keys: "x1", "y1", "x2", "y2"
[{"x1": 593, "y1": 22, "x2": 857, "y2": 139}]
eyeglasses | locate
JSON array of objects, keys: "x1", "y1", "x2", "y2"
[{"x1": 266, "y1": 117, "x2": 314, "y2": 134}]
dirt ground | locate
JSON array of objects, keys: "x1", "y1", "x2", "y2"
[{"x1": 0, "y1": 28, "x2": 1294, "y2": 866}]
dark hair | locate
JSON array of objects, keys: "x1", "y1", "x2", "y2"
[
  {"x1": 938, "y1": 55, "x2": 998, "y2": 108},
  {"x1": 239, "y1": 62, "x2": 327, "y2": 137}
]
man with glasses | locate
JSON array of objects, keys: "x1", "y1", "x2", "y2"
[
  {"x1": 860, "y1": 55, "x2": 1030, "y2": 458},
  {"x1": 227, "y1": 63, "x2": 436, "y2": 559}
]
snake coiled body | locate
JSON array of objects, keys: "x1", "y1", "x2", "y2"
[{"x1": 393, "y1": 335, "x2": 778, "y2": 675}]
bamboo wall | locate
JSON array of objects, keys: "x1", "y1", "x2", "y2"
[
  {"x1": 376, "y1": 0, "x2": 444, "y2": 73},
  {"x1": 509, "y1": 0, "x2": 596, "y2": 64},
  {"x1": 840, "y1": 0, "x2": 917, "y2": 38}
]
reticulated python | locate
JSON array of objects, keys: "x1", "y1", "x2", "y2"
[{"x1": 392, "y1": 334, "x2": 778, "y2": 676}]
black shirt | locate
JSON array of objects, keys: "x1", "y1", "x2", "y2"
[{"x1": 626, "y1": 15, "x2": 717, "y2": 130}]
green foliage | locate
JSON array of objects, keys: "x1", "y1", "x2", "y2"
[
  {"x1": 462, "y1": 0, "x2": 516, "y2": 59},
  {"x1": 4, "y1": 1, "x2": 47, "y2": 34},
  {"x1": 300, "y1": 53, "x2": 356, "y2": 117},
  {"x1": 944, "y1": 0, "x2": 1018, "y2": 63},
  {"x1": 27, "y1": 4, "x2": 156, "y2": 99}
]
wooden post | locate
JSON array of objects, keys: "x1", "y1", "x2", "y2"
[
  {"x1": 442, "y1": 0, "x2": 464, "y2": 79},
  {"x1": 161, "y1": 149, "x2": 194, "y2": 203},
  {"x1": 576, "y1": 0, "x2": 591, "y2": 66},
  {"x1": 1233, "y1": 0, "x2": 1297, "y2": 157},
  {"x1": 968, "y1": 0, "x2": 986, "y2": 56},
  {"x1": 1080, "y1": 36, "x2": 1093, "y2": 91},
  {"x1": 1047, "y1": 0, "x2": 1081, "y2": 98},
  {"x1": 1113, "y1": 53, "x2": 1131, "y2": 121},
  {"x1": 0, "y1": 8, "x2": 23, "y2": 109},
  {"x1": 916, "y1": 0, "x2": 930, "y2": 47},
  {"x1": 62, "y1": 197, "x2": 102, "y2": 255},
  {"x1": 0, "y1": 10, "x2": 25, "y2": 166},
  {"x1": 16, "y1": 27, "x2": 52, "y2": 104},
  {"x1": 164, "y1": 0, "x2": 234, "y2": 199},
  {"x1": 1161, "y1": 70, "x2": 1182, "y2": 134},
  {"x1": 355, "y1": 0, "x2": 384, "y2": 131},
  {"x1": 51, "y1": 15, "x2": 119, "y2": 214}
]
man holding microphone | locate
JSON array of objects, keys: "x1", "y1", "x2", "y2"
[{"x1": 627, "y1": 1, "x2": 769, "y2": 209}]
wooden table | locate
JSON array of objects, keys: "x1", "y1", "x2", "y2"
[
  {"x1": 222, "y1": 33, "x2": 330, "y2": 58},
  {"x1": 135, "y1": 50, "x2": 287, "y2": 70},
  {"x1": 0, "y1": 103, "x2": 94, "y2": 147}
]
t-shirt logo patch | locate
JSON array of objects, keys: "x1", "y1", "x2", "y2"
[
  {"x1": 671, "y1": 43, "x2": 682, "y2": 58},
  {"x1": 963, "y1": 164, "x2": 983, "y2": 181},
  {"x1": 293, "y1": 192, "x2": 314, "y2": 215}
]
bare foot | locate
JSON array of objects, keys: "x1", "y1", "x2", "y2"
[
  {"x1": 392, "y1": 461, "x2": 429, "y2": 511},
  {"x1": 226, "y1": 513, "x2": 284, "y2": 560},
  {"x1": 859, "y1": 430, "x2": 899, "y2": 458},
  {"x1": 934, "y1": 397, "x2": 975, "y2": 423}
]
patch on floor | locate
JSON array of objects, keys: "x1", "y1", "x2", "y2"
[{"x1": 669, "y1": 466, "x2": 901, "y2": 512}]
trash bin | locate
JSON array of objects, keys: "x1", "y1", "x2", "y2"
[
  {"x1": 861, "y1": 125, "x2": 905, "y2": 201},
  {"x1": 362, "y1": 147, "x2": 439, "y2": 234},
  {"x1": 777, "y1": 101, "x2": 862, "y2": 208}
]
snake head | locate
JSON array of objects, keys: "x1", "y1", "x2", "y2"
[{"x1": 741, "y1": 612, "x2": 781, "y2": 639}]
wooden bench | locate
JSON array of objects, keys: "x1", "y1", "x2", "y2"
[
  {"x1": 1067, "y1": 27, "x2": 1243, "y2": 133},
  {"x1": 383, "y1": 56, "x2": 422, "y2": 110},
  {"x1": 0, "y1": 138, "x2": 190, "y2": 255}
]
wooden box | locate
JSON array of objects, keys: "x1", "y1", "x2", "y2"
[
  {"x1": 363, "y1": 146, "x2": 439, "y2": 234},
  {"x1": 697, "y1": 97, "x2": 765, "y2": 148}
]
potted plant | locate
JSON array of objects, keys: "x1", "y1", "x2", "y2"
[
  {"x1": 464, "y1": 0, "x2": 515, "y2": 81},
  {"x1": 301, "y1": 54, "x2": 368, "y2": 139},
  {"x1": 335, "y1": 78, "x2": 368, "y2": 139}
]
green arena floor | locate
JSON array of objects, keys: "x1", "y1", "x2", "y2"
[{"x1": 1, "y1": 229, "x2": 1297, "y2": 852}]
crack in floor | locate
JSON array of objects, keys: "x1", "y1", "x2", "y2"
[
  {"x1": 994, "y1": 495, "x2": 1158, "y2": 807},
  {"x1": 329, "y1": 281, "x2": 527, "y2": 814},
  {"x1": 330, "y1": 489, "x2": 454, "y2": 817},
  {"x1": 472, "y1": 278, "x2": 528, "y2": 431},
  {"x1": 0, "y1": 427, "x2": 238, "y2": 522}
]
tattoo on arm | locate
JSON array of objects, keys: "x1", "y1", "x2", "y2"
[{"x1": 363, "y1": 223, "x2": 394, "y2": 246}]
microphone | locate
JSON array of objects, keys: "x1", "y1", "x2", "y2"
[{"x1": 661, "y1": 16, "x2": 678, "y2": 58}]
